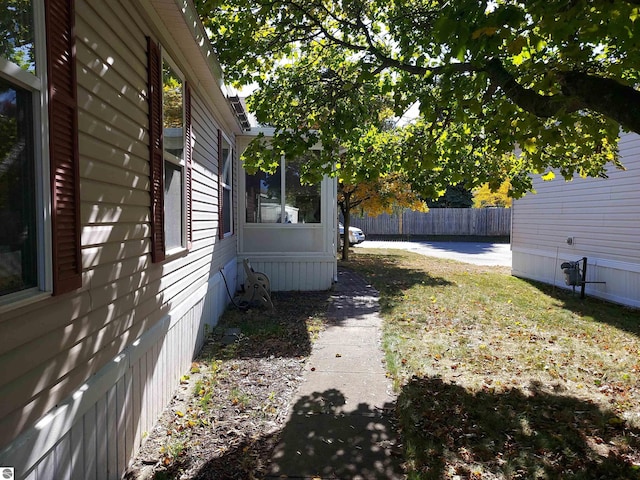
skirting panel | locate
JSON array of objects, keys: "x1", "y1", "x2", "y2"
[
  {"x1": 512, "y1": 249, "x2": 640, "y2": 308},
  {"x1": 0, "y1": 264, "x2": 236, "y2": 480},
  {"x1": 237, "y1": 256, "x2": 337, "y2": 292}
]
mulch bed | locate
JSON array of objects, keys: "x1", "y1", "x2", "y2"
[{"x1": 124, "y1": 291, "x2": 331, "y2": 480}]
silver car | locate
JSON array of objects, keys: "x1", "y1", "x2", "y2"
[{"x1": 339, "y1": 222, "x2": 365, "y2": 246}]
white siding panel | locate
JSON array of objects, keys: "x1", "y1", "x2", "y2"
[
  {"x1": 35, "y1": 449, "x2": 55, "y2": 480},
  {"x1": 238, "y1": 258, "x2": 335, "y2": 291},
  {"x1": 512, "y1": 133, "x2": 640, "y2": 307},
  {"x1": 69, "y1": 409, "x2": 85, "y2": 480},
  {"x1": 83, "y1": 404, "x2": 98, "y2": 480},
  {"x1": 54, "y1": 435, "x2": 71, "y2": 480},
  {"x1": 82, "y1": 224, "x2": 150, "y2": 248},
  {"x1": 95, "y1": 397, "x2": 108, "y2": 480},
  {"x1": 78, "y1": 111, "x2": 149, "y2": 160}
]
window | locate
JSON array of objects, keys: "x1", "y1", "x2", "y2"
[
  {"x1": 1, "y1": 0, "x2": 80, "y2": 302},
  {"x1": 147, "y1": 39, "x2": 193, "y2": 261},
  {"x1": 2, "y1": 0, "x2": 36, "y2": 74},
  {"x1": 219, "y1": 132, "x2": 233, "y2": 236},
  {"x1": 0, "y1": 78, "x2": 37, "y2": 297},
  {"x1": 245, "y1": 151, "x2": 321, "y2": 224},
  {"x1": 1, "y1": 3, "x2": 39, "y2": 299},
  {"x1": 162, "y1": 59, "x2": 185, "y2": 251}
]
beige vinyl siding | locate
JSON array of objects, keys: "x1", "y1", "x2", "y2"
[
  {"x1": 191, "y1": 95, "x2": 237, "y2": 262},
  {"x1": 512, "y1": 132, "x2": 640, "y2": 306},
  {"x1": 512, "y1": 133, "x2": 640, "y2": 263},
  {"x1": 0, "y1": 2, "x2": 238, "y2": 476}
]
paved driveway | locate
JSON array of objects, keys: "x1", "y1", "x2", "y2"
[{"x1": 354, "y1": 240, "x2": 512, "y2": 267}]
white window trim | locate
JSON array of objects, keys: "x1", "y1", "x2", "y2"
[
  {"x1": 0, "y1": 0, "x2": 53, "y2": 308},
  {"x1": 220, "y1": 131, "x2": 233, "y2": 237},
  {"x1": 161, "y1": 52, "x2": 188, "y2": 255}
]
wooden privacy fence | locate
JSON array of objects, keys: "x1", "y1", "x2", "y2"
[{"x1": 348, "y1": 208, "x2": 511, "y2": 237}]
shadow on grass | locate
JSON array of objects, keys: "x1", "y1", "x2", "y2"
[
  {"x1": 398, "y1": 376, "x2": 640, "y2": 479},
  {"x1": 519, "y1": 278, "x2": 640, "y2": 338},
  {"x1": 150, "y1": 376, "x2": 640, "y2": 480},
  {"x1": 340, "y1": 253, "x2": 453, "y2": 315}
]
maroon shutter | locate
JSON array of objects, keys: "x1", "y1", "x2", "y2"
[
  {"x1": 218, "y1": 128, "x2": 224, "y2": 239},
  {"x1": 185, "y1": 84, "x2": 193, "y2": 250},
  {"x1": 147, "y1": 37, "x2": 165, "y2": 262},
  {"x1": 46, "y1": 0, "x2": 82, "y2": 295}
]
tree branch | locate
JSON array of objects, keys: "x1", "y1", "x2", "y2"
[
  {"x1": 482, "y1": 58, "x2": 640, "y2": 133},
  {"x1": 558, "y1": 71, "x2": 640, "y2": 133},
  {"x1": 483, "y1": 58, "x2": 584, "y2": 117}
]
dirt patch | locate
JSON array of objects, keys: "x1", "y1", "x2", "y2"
[{"x1": 124, "y1": 291, "x2": 331, "y2": 480}]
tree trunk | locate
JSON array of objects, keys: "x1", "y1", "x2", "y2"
[{"x1": 339, "y1": 192, "x2": 351, "y2": 261}]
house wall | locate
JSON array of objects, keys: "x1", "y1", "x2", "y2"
[
  {"x1": 0, "y1": 1, "x2": 240, "y2": 478},
  {"x1": 512, "y1": 132, "x2": 640, "y2": 307}
]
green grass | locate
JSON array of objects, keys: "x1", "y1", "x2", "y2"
[{"x1": 346, "y1": 249, "x2": 640, "y2": 479}]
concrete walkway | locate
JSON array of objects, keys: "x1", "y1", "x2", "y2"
[{"x1": 266, "y1": 268, "x2": 404, "y2": 479}]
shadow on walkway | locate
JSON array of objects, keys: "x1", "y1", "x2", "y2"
[{"x1": 266, "y1": 389, "x2": 401, "y2": 479}]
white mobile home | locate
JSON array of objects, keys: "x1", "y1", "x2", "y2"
[
  {"x1": 512, "y1": 132, "x2": 640, "y2": 308},
  {"x1": 0, "y1": 1, "x2": 337, "y2": 479}
]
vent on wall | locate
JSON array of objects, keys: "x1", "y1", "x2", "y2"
[{"x1": 228, "y1": 95, "x2": 251, "y2": 130}]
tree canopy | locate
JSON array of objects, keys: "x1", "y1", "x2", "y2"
[
  {"x1": 338, "y1": 172, "x2": 427, "y2": 259},
  {"x1": 197, "y1": 0, "x2": 640, "y2": 196},
  {"x1": 473, "y1": 180, "x2": 513, "y2": 208}
]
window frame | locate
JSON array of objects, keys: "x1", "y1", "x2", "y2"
[
  {"x1": 147, "y1": 41, "x2": 192, "y2": 262},
  {"x1": 243, "y1": 152, "x2": 322, "y2": 225},
  {"x1": 219, "y1": 131, "x2": 233, "y2": 237},
  {"x1": 161, "y1": 53, "x2": 187, "y2": 254},
  {"x1": 0, "y1": 0, "x2": 54, "y2": 307}
]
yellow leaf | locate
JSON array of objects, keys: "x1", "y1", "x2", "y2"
[
  {"x1": 523, "y1": 138, "x2": 537, "y2": 154},
  {"x1": 541, "y1": 171, "x2": 555, "y2": 181}
]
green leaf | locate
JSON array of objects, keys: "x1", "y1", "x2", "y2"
[
  {"x1": 507, "y1": 36, "x2": 527, "y2": 55},
  {"x1": 472, "y1": 26, "x2": 499, "y2": 39}
]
